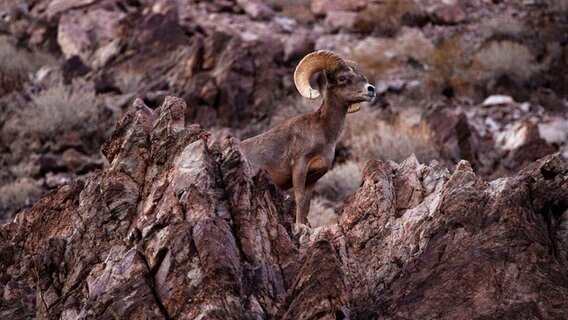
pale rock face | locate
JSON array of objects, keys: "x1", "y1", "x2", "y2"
[
  {"x1": 495, "y1": 121, "x2": 530, "y2": 151},
  {"x1": 482, "y1": 94, "x2": 516, "y2": 107},
  {"x1": 538, "y1": 118, "x2": 568, "y2": 145},
  {"x1": 57, "y1": 8, "x2": 125, "y2": 66}
]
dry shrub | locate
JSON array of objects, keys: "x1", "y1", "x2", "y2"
[
  {"x1": 428, "y1": 35, "x2": 472, "y2": 96},
  {"x1": 114, "y1": 70, "x2": 146, "y2": 95},
  {"x1": 315, "y1": 160, "x2": 362, "y2": 202},
  {"x1": 0, "y1": 178, "x2": 42, "y2": 220},
  {"x1": 15, "y1": 80, "x2": 98, "y2": 140},
  {"x1": 549, "y1": 0, "x2": 568, "y2": 12},
  {"x1": 266, "y1": 0, "x2": 313, "y2": 22},
  {"x1": 0, "y1": 36, "x2": 54, "y2": 74},
  {"x1": 356, "y1": 0, "x2": 419, "y2": 36},
  {"x1": 307, "y1": 197, "x2": 338, "y2": 227},
  {"x1": 428, "y1": 35, "x2": 541, "y2": 99},
  {"x1": 269, "y1": 97, "x2": 317, "y2": 127},
  {"x1": 310, "y1": 161, "x2": 365, "y2": 227},
  {"x1": 344, "y1": 109, "x2": 439, "y2": 163},
  {"x1": 483, "y1": 15, "x2": 524, "y2": 39},
  {"x1": 0, "y1": 36, "x2": 53, "y2": 96},
  {"x1": 351, "y1": 27, "x2": 435, "y2": 82},
  {"x1": 471, "y1": 40, "x2": 538, "y2": 83}
]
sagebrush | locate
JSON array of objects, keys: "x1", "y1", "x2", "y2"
[{"x1": 16, "y1": 80, "x2": 98, "y2": 140}]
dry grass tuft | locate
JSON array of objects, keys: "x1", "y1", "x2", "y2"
[
  {"x1": 0, "y1": 36, "x2": 54, "y2": 75},
  {"x1": 269, "y1": 97, "x2": 317, "y2": 127},
  {"x1": 428, "y1": 35, "x2": 472, "y2": 96},
  {"x1": 307, "y1": 197, "x2": 338, "y2": 227},
  {"x1": 356, "y1": 0, "x2": 420, "y2": 36},
  {"x1": 483, "y1": 15, "x2": 524, "y2": 39},
  {"x1": 471, "y1": 40, "x2": 538, "y2": 83},
  {"x1": 0, "y1": 178, "x2": 42, "y2": 219},
  {"x1": 549, "y1": 0, "x2": 568, "y2": 12},
  {"x1": 15, "y1": 80, "x2": 98, "y2": 140},
  {"x1": 427, "y1": 36, "x2": 539, "y2": 98},
  {"x1": 0, "y1": 36, "x2": 52, "y2": 96},
  {"x1": 315, "y1": 160, "x2": 362, "y2": 202},
  {"x1": 343, "y1": 109, "x2": 439, "y2": 164}
]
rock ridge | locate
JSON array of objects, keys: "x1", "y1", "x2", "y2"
[{"x1": 1, "y1": 96, "x2": 567, "y2": 319}]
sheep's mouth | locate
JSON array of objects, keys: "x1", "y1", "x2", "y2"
[
  {"x1": 347, "y1": 103, "x2": 361, "y2": 113},
  {"x1": 361, "y1": 92, "x2": 376, "y2": 101}
]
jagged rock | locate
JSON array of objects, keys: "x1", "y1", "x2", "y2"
[
  {"x1": 538, "y1": 118, "x2": 568, "y2": 145},
  {"x1": 1, "y1": 97, "x2": 567, "y2": 319},
  {"x1": 429, "y1": 3, "x2": 467, "y2": 25},
  {"x1": 482, "y1": 94, "x2": 515, "y2": 107},
  {"x1": 235, "y1": 0, "x2": 275, "y2": 20},
  {"x1": 57, "y1": 8, "x2": 126, "y2": 67},
  {"x1": 310, "y1": 0, "x2": 368, "y2": 17},
  {"x1": 46, "y1": 0, "x2": 96, "y2": 19},
  {"x1": 2, "y1": 0, "x2": 568, "y2": 225},
  {"x1": 424, "y1": 104, "x2": 477, "y2": 166},
  {"x1": 307, "y1": 154, "x2": 568, "y2": 318},
  {"x1": 495, "y1": 121, "x2": 557, "y2": 174},
  {"x1": 324, "y1": 11, "x2": 359, "y2": 32}
]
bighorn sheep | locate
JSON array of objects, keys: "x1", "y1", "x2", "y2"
[{"x1": 242, "y1": 50, "x2": 375, "y2": 225}]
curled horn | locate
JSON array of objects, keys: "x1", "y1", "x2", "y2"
[{"x1": 294, "y1": 50, "x2": 345, "y2": 99}]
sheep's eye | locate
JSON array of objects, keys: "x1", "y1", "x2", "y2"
[{"x1": 337, "y1": 76, "x2": 346, "y2": 82}]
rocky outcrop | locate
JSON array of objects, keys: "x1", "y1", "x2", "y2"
[
  {"x1": 1, "y1": 0, "x2": 567, "y2": 223},
  {"x1": 0, "y1": 0, "x2": 316, "y2": 223},
  {"x1": 2, "y1": 97, "x2": 567, "y2": 319}
]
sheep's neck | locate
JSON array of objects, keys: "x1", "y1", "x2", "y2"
[{"x1": 319, "y1": 91, "x2": 348, "y2": 143}]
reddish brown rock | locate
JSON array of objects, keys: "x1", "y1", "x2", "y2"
[
  {"x1": 308, "y1": 153, "x2": 568, "y2": 318},
  {"x1": 236, "y1": 0, "x2": 275, "y2": 20},
  {"x1": 324, "y1": 11, "x2": 359, "y2": 32},
  {"x1": 2, "y1": 0, "x2": 568, "y2": 226},
  {"x1": 310, "y1": 0, "x2": 368, "y2": 17},
  {"x1": 1, "y1": 97, "x2": 567, "y2": 319},
  {"x1": 429, "y1": 4, "x2": 467, "y2": 25}
]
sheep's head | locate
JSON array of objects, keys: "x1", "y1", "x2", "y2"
[{"x1": 294, "y1": 50, "x2": 375, "y2": 113}]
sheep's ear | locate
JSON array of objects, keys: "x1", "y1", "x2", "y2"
[
  {"x1": 316, "y1": 71, "x2": 328, "y2": 90},
  {"x1": 323, "y1": 70, "x2": 335, "y2": 86}
]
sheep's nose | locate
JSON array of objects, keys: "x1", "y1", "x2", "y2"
[{"x1": 367, "y1": 84, "x2": 376, "y2": 96}]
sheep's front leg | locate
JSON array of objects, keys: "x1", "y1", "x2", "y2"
[{"x1": 292, "y1": 160, "x2": 311, "y2": 225}]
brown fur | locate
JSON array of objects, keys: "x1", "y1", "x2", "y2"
[{"x1": 242, "y1": 56, "x2": 375, "y2": 225}]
